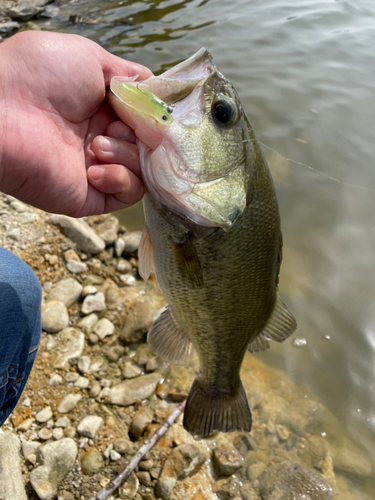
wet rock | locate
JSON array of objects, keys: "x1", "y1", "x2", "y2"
[
  {"x1": 96, "y1": 216, "x2": 119, "y2": 245},
  {"x1": 52, "y1": 328, "x2": 85, "y2": 369},
  {"x1": 42, "y1": 301, "x2": 69, "y2": 333},
  {"x1": 30, "y1": 438, "x2": 78, "y2": 500},
  {"x1": 36, "y1": 406, "x2": 53, "y2": 423},
  {"x1": 77, "y1": 415, "x2": 103, "y2": 439},
  {"x1": 49, "y1": 374, "x2": 63, "y2": 386},
  {"x1": 119, "y1": 472, "x2": 139, "y2": 499},
  {"x1": 7, "y1": 0, "x2": 49, "y2": 21},
  {"x1": 276, "y1": 424, "x2": 290, "y2": 441},
  {"x1": 66, "y1": 259, "x2": 87, "y2": 274},
  {"x1": 0, "y1": 431, "x2": 27, "y2": 500},
  {"x1": 57, "y1": 394, "x2": 82, "y2": 413},
  {"x1": 50, "y1": 215, "x2": 105, "y2": 254},
  {"x1": 248, "y1": 462, "x2": 266, "y2": 482},
  {"x1": 41, "y1": 4, "x2": 60, "y2": 17},
  {"x1": 123, "y1": 361, "x2": 142, "y2": 379},
  {"x1": 121, "y1": 301, "x2": 156, "y2": 344},
  {"x1": 212, "y1": 445, "x2": 243, "y2": 476},
  {"x1": 0, "y1": 21, "x2": 20, "y2": 35},
  {"x1": 77, "y1": 313, "x2": 99, "y2": 333},
  {"x1": 80, "y1": 447, "x2": 104, "y2": 474},
  {"x1": 130, "y1": 408, "x2": 154, "y2": 439},
  {"x1": 298, "y1": 436, "x2": 335, "y2": 485},
  {"x1": 240, "y1": 482, "x2": 258, "y2": 500},
  {"x1": 156, "y1": 443, "x2": 207, "y2": 498},
  {"x1": 277, "y1": 399, "x2": 325, "y2": 436},
  {"x1": 47, "y1": 278, "x2": 83, "y2": 307},
  {"x1": 93, "y1": 318, "x2": 115, "y2": 340},
  {"x1": 81, "y1": 292, "x2": 106, "y2": 314},
  {"x1": 109, "y1": 372, "x2": 162, "y2": 406},
  {"x1": 331, "y1": 443, "x2": 372, "y2": 477},
  {"x1": 212, "y1": 476, "x2": 240, "y2": 499},
  {"x1": 259, "y1": 461, "x2": 334, "y2": 500}
]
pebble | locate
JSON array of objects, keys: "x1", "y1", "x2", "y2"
[
  {"x1": 119, "y1": 273, "x2": 136, "y2": 286},
  {"x1": 41, "y1": 300, "x2": 69, "y2": 333},
  {"x1": 64, "y1": 249, "x2": 80, "y2": 262},
  {"x1": 106, "y1": 345, "x2": 123, "y2": 362},
  {"x1": 77, "y1": 313, "x2": 99, "y2": 333},
  {"x1": 93, "y1": 318, "x2": 115, "y2": 340},
  {"x1": 103, "y1": 443, "x2": 113, "y2": 459},
  {"x1": 122, "y1": 361, "x2": 142, "y2": 379},
  {"x1": 119, "y1": 472, "x2": 139, "y2": 498},
  {"x1": 50, "y1": 214, "x2": 106, "y2": 254},
  {"x1": 137, "y1": 471, "x2": 152, "y2": 486},
  {"x1": 38, "y1": 428, "x2": 53, "y2": 441},
  {"x1": 82, "y1": 285, "x2": 97, "y2": 297},
  {"x1": 78, "y1": 356, "x2": 91, "y2": 373},
  {"x1": 52, "y1": 428, "x2": 64, "y2": 440},
  {"x1": 48, "y1": 373, "x2": 63, "y2": 386},
  {"x1": 114, "y1": 439, "x2": 134, "y2": 455},
  {"x1": 120, "y1": 301, "x2": 156, "y2": 344},
  {"x1": 123, "y1": 231, "x2": 142, "y2": 253},
  {"x1": 19, "y1": 212, "x2": 39, "y2": 224},
  {"x1": 75, "y1": 376, "x2": 90, "y2": 389},
  {"x1": 110, "y1": 450, "x2": 122, "y2": 461},
  {"x1": 0, "y1": 432, "x2": 27, "y2": 500},
  {"x1": 96, "y1": 216, "x2": 119, "y2": 245},
  {"x1": 89, "y1": 333, "x2": 99, "y2": 344},
  {"x1": 80, "y1": 447, "x2": 104, "y2": 474},
  {"x1": 81, "y1": 292, "x2": 106, "y2": 314},
  {"x1": 35, "y1": 406, "x2": 53, "y2": 423},
  {"x1": 17, "y1": 418, "x2": 34, "y2": 432},
  {"x1": 44, "y1": 253, "x2": 58, "y2": 265},
  {"x1": 63, "y1": 427, "x2": 76, "y2": 439},
  {"x1": 248, "y1": 462, "x2": 266, "y2": 482},
  {"x1": 130, "y1": 408, "x2": 154, "y2": 439},
  {"x1": 65, "y1": 372, "x2": 79, "y2": 383},
  {"x1": 115, "y1": 237, "x2": 126, "y2": 257},
  {"x1": 88, "y1": 356, "x2": 105, "y2": 373},
  {"x1": 10, "y1": 200, "x2": 27, "y2": 213},
  {"x1": 52, "y1": 328, "x2": 85, "y2": 370},
  {"x1": 47, "y1": 278, "x2": 83, "y2": 307},
  {"x1": 66, "y1": 259, "x2": 87, "y2": 274},
  {"x1": 30, "y1": 438, "x2": 78, "y2": 500},
  {"x1": 55, "y1": 417, "x2": 70, "y2": 428},
  {"x1": 145, "y1": 358, "x2": 157, "y2": 372},
  {"x1": 57, "y1": 394, "x2": 82, "y2": 413},
  {"x1": 90, "y1": 380, "x2": 102, "y2": 398},
  {"x1": 8, "y1": 227, "x2": 21, "y2": 241},
  {"x1": 117, "y1": 258, "x2": 132, "y2": 273},
  {"x1": 277, "y1": 399, "x2": 325, "y2": 436},
  {"x1": 109, "y1": 372, "x2": 162, "y2": 406},
  {"x1": 21, "y1": 440, "x2": 41, "y2": 461},
  {"x1": 212, "y1": 445, "x2": 243, "y2": 476},
  {"x1": 77, "y1": 415, "x2": 103, "y2": 438},
  {"x1": 8, "y1": 0, "x2": 44, "y2": 21},
  {"x1": 212, "y1": 476, "x2": 240, "y2": 499},
  {"x1": 101, "y1": 379, "x2": 112, "y2": 388}
]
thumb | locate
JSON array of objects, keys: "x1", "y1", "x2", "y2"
[{"x1": 99, "y1": 50, "x2": 153, "y2": 86}]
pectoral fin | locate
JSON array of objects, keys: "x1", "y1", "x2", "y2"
[
  {"x1": 148, "y1": 306, "x2": 194, "y2": 365},
  {"x1": 138, "y1": 225, "x2": 154, "y2": 280},
  {"x1": 248, "y1": 293, "x2": 297, "y2": 353}
]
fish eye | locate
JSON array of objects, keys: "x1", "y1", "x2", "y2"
[{"x1": 212, "y1": 97, "x2": 238, "y2": 125}]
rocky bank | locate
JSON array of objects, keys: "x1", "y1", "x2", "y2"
[{"x1": 0, "y1": 193, "x2": 373, "y2": 500}]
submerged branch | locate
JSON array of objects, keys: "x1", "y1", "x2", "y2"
[{"x1": 90, "y1": 400, "x2": 186, "y2": 500}]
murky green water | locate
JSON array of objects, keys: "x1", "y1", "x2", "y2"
[{"x1": 37, "y1": 0, "x2": 375, "y2": 482}]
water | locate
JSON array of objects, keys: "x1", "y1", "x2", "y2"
[{"x1": 39, "y1": 0, "x2": 374, "y2": 478}]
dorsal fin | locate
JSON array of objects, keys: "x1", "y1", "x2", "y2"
[
  {"x1": 248, "y1": 293, "x2": 297, "y2": 353},
  {"x1": 138, "y1": 225, "x2": 154, "y2": 280},
  {"x1": 148, "y1": 306, "x2": 194, "y2": 365}
]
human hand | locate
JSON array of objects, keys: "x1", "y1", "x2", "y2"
[{"x1": 0, "y1": 31, "x2": 152, "y2": 216}]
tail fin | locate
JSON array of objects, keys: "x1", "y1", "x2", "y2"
[{"x1": 183, "y1": 378, "x2": 251, "y2": 437}]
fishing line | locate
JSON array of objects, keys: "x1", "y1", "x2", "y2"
[{"x1": 258, "y1": 141, "x2": 375, "y2": 194}]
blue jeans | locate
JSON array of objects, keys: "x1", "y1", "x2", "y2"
[{"x1": 0, "y1": 248, "x2": 41, "y2": 425}]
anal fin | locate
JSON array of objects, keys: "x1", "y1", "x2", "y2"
[
  {"x1": 248, "y1": 293, "x2": 297, "y2": 353},
  {"x1": 148, "y1": 306, "x2": 193, "y2": 365},
  {"x1": 183, "y1": 378, "x2": 251, "y2": 437}
]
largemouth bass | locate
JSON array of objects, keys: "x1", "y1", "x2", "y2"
[{"x1": 108, "y1": 49, "x2": 297, "y2": 437}]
